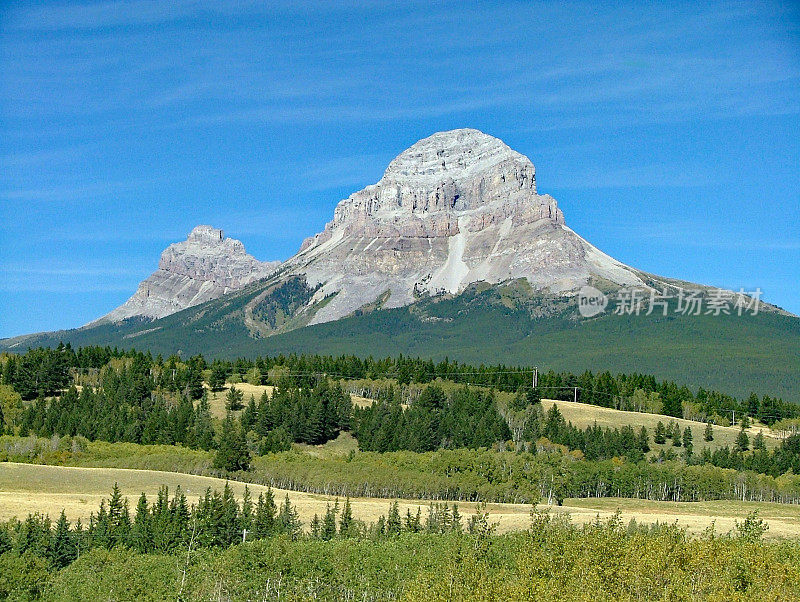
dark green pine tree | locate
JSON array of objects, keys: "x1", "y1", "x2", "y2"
[
  {"x1": 220, "y1": 483, "x2": 241, "y2": 546},
  {"x1": 310, "y1": 514, "x2": 321, "y2": 539},
  {"x1": 451, "y1": 504, "x2": 462, "y2": 533},
  {"x1": 240, "y1": 486, "x2": 253, "y2": 535},
  {"x1": 704, "y1": 422, "x2": 714, "y2": 442},
  {"x1": 213, "y1": 414, "x2": 250, "y2": 472},
  {"x1": 753, "y1": 431, "x2": 767, "y2": 451},
  {"x1": 49, "y1": 511, "x2": 77, "y2": 568},
  {"x1": 321, "y1": 503, "x2": 337, "y2": 540},
  {"x1": 225, "y1": 386, "x2": 244, "y2": 411},
  {"x1": 736, "y1": 428, "x2": 750, "y2": 452},
  {"x1": 386, "y1": 501, "x2": 402, "y2": 536},
  {"x1": 253, "y1": 489, "x2": 277, "y2": 538},
  {"x1": 637, "y1": 426, "x2": 650, "y2": 453},
  {"x1": 107, "y1": 483, "x2": 131, "y2": 547},
  {"x1": 129, "y1": 493, "x2": 151, "y2": 553},
  {"x1": 746, "y1": 393, "x2": 760, "y2": 418},
  {"x1": 185, "y1": 368, "x2": 205, "y2": 400},
  {"x1": 682, "y1": 427, "x2": 693, "y2": 454},
  {"x1": 277, "y1": 495, "x2": 302, "y2": 540},
  {"x1": 404, "y1": 508, "x2": 422, "y2": 533},
  {"x1": 339, "y1": 497, "x2": 355, "y2": 538},
  {"x1": 654, "y1": 421, "x2": 666, "y2": 444},
  {"x1": 208, "y1": 365, "x2": 227, "y2": 392},
  {"x1": 193, "y1": 392, "x2": 216, "y2": 451},
  {"x1": 241, "y1": 396, "x2": 258, "y2": 432}
]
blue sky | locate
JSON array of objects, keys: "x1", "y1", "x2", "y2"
[{"x1": 1, "y1": 0, "x2": 798, "y2": 338}]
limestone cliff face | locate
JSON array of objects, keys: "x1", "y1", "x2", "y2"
[
  {"x1": 287, "y1": 129, "x2": 644, "y2": 324},
  {"x1": 95, "y1": 226, "x2": 279, "y2": 323}
]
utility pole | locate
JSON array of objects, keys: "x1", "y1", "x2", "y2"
[
  {"x1": 532, "y1": 367, "x2": 538, "y2": 389},
  {"x1": 574, "y1": 387, "x2": 578, "y2": 403},
  {"x1": 242, "y1": 528, "x2": 248, "y2": 543}
]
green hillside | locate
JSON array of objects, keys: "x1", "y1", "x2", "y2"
[{"x1": 3, "y1": 281, "x2": 799, "y2": 402}]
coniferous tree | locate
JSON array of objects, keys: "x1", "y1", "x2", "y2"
[
  {"x1": 208, "y1": 365, "x2": 227, "y2": 392},
  {"x1": 753, "y1": 431, "x2": 767, "y2": 451},
  {"x1": 387, "y1": 501, "x2": 402, "y2": 536},
  {"x1": 213, "y1": 414, "x2": 250, "y2": 472},
  {"x1": 225, "y1": 386, "x2": 244, "y2": 411},
  {"x1": 682, "y1": 427, "x2": 693, "y2": 454},
  {"x1": 321, "y1": 503, "x2": 337, "y2": 540},
  {"x1": 310, "y1": 514, "x2": 321, "y2": 539},
  {"x1": 129, "y1": 493, "x2": 151, "y2": 553},
  {"x1": 339, "y1": 497, "x2": 355, "y2": 537},
  {"x1": 253, "y1": 489, "x2": 277, "y2": 538},
  {"x1": 49, "y1": 511, "x2": 76, "y2": 568},
  {"x1": 0, "y1": 526, "x2": 12, "y2": 556},
  {"x1": 277, "y1": 495, "x2": 301, "y2": 540},
  {"x1": 637, "y1": 427, "x2": 650, "y2": 453},
  {"x1": 704, "y1": 422, "x2": 714, "y2": 442},
  {"x1": 654, "y1": 421, "x2": 666, "y2": 444},
  {"x1": 736, "y1": 428, "x2": 750, "y2": 452},
  {"x1": 193, "y1": 392, "x2": 216, "y2": 451}
]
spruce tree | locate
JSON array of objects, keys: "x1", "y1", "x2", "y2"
[
  {"x1": 310, "y1": 514, "x2": 321, "y2": 539},
  {"x1": 0, "y1": 527, "x2": 12, "y2": 556},
  {"x1": 213, "y1": 414, "x2": 250, "y2": 472},
  {"x1": 277, "y1": 495, "x2": 301, "y2": 540},
  {"x1": 253, "y1": 489, "x2": 277, "y2": 538},
  {"x1": 208, "y1": 365, "x2": 226, "y2": 392},
  {"x1": 129, "y1": 493, "x2": 151, "y2": 553},
  {"x1": 339, "y1": 497, "x2": 355, "y2": 537},
  {"x1": 753, "y1": 431, "x2": 767, "y2": 451},
  {"x1": 736, "y1": 428, "x2": 750, "y2": 452},
  {"x1": 225, "y1": 386, "x2": 244, "y2": 411},
  {"x1": 704, "y1": 422, "x2": 714, "y2": 442},
  {"x1": 654, "y1": 421, "x2": 666, "y2": 444},
  {"x1": 637, "y1": 427, "x2": 650, "y2": 453},
  {"x1": 387, "y1": 501, "x2": 402, "y2": 536},
  {"x1": 321, "y1": 503, "x2": 337, "y2": 540},
  {"x1": 682, "y1": 427, "x2": 693, "y2": 454},
  {"x1": 49, "y1": 511, "x2": 76, "y2": 568}
]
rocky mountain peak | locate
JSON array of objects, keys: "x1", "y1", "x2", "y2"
[
  {"x1": 288, "y1": 129, "x2": 640, "y2": 325},
  {"x1": 94, "y1": 226, "x2": 279, "y2": 323},
  {"x1": 187, "y1": 225, "x2": 224, "y2": 242},
  {"x1": 382, "y1": 128, "x2": 535, "y2": 192}
]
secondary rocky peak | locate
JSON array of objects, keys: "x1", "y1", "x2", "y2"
[{"x1": 94, "y1": 225, "x2": 280, "y2": 323}]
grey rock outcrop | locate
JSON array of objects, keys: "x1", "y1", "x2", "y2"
[
  {"x1": 286, "y1": 128, "x2": 645, "y2": 324},
  {"x1": 95, "y1": 226, "x2": 279, "y2": 323}
]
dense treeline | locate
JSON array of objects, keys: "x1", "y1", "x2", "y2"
[
  {"x1": 354, "y1": 385, "x2": 511, "y2": 452},
  {"x1": 2, "y1": 345, "x2": 797, "y2": 425},
  {"x1": 243, "y1": 379, "x2": 352, "y2": 446},
  {"x1": 2, "y1": 496, "x2": 799, "y2": 601},
  {"x1": 0, "y1": 483, "x2": 471, "y2": 573}
]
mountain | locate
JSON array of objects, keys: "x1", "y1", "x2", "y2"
[
  {"x1": 3, "y1": 129, "x2": 799, "y2": 401},
  {"x1": 92, "y1": 225, "x2": 280, "y2": 323},
  {"x1": 283, "y1": 128, "x2": 646, "y2": 324}
]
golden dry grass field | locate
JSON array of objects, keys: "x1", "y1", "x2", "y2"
[
  {"x1": 540, "y1": 398, "x2": 780, "y2": 451},
  {"x1": 2, "y1": 462, "x2": 799, "y2": 538}
]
